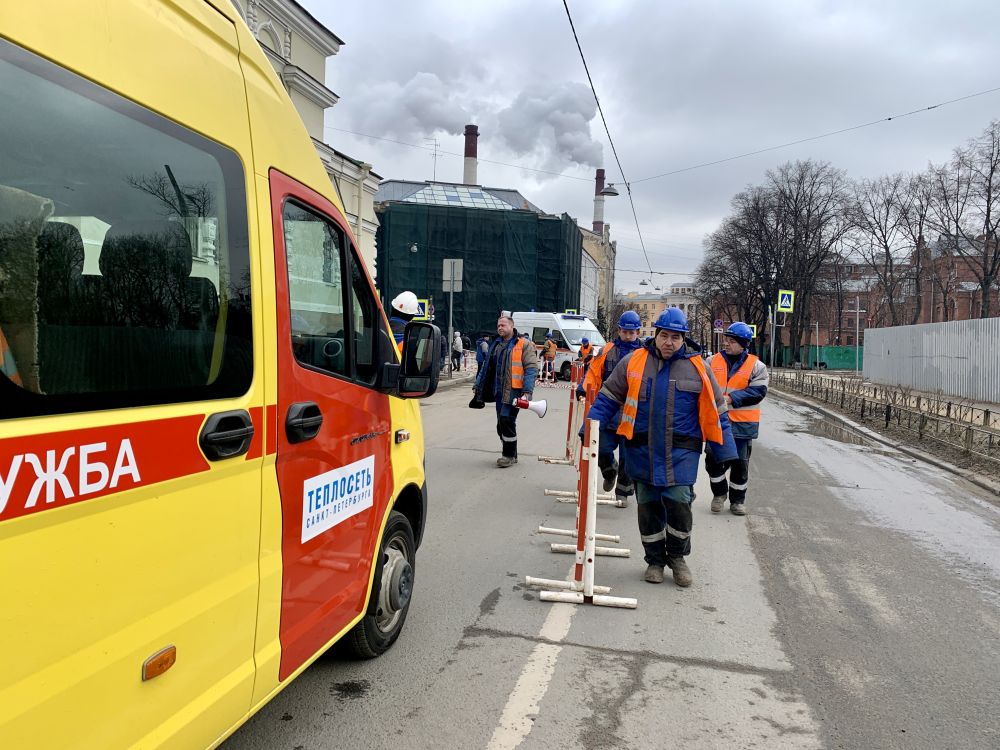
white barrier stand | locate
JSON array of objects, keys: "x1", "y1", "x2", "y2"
[
  {"x1": 549, "y1": 543, "x2": 630, "y2": 557},
  {"x1": 539, "y1": 362, "x2": 585, "y2": 464},
  {"x1": 537, "y1": 526, "x2": 620, "y2": 543},
  {"x1": 526, "y1": 418, "x2": 638, "y2": 610},
  {"x1": 524, "y1": 576, "x2": 611, "y2": 595}
]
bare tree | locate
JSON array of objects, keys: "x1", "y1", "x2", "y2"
[
  {"x1": 767, "y1": 161, "x2": 850, "y2": 363},
  {"x1": 928, "y1": 120, "x2": 1000, "y2": 317},
  {"x1": 897, "y1": 172, "x2": 934, "y2": 324},
  {"x1": 848, "y1": 174, "x2": 913, "y2": 326}
]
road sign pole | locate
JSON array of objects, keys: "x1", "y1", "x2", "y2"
[
  {"x1": 447, "y1": 260, "x2": 455, "y2": 380},
  {"x1": 769, "y1": 304, "x2": 775, "y2": 367}
]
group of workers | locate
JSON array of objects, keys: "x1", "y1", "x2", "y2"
[
  {"x1": 389, "y1": 289, "x2": 770, "y2": 589},
  {"x1": 471, "y1": 307, "x2": 769, "y2": 589}
]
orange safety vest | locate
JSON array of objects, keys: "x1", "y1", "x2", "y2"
[
  {"x1": 511, "y1": 337, "x2": 527, "y2": 389},
  {"x1": 0, "y1": 326, "x2": 22, "y2": 387},
  {"x1": 543, "y1": 339, "x2": 558, "y2": 360},
  {"x1": 582, "y1": 342, "x2": 614, "y2": 395},
  {"x1": 616, "y1": 349, "x2": 723, "y2": 444},
  {"x1": 710, "y1": 353, "x2": 761, "y2": 424},
  {"x1": 578, "y1": 343, "x2": 593, "y2": 359}
]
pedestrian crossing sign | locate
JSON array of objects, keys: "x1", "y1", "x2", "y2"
[
  {"x1": 777, "y1": 290, "x2": 795, "y2": 313},
  {"x1": 415, "y1": 298, "x2": 430, "y2": 321}
]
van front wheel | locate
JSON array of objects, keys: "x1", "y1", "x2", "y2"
[{"x1": 341, "y1": 510, "x2": 416, "y2": 658}]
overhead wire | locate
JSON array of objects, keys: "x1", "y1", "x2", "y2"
[
  {"x1": 630, "y1": 85, "x2": 1000, "y2": 185},
  {"x1": 561, "y1": 0, "x2": 655, "y2": 281}
]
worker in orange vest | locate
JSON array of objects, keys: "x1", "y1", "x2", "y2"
[
  {"x1": 470, "y1": 315, "x2": 539, "y2": 468},
  {"x1": 707, "y1": 322, "x2": 769, "y2": 516},
  {"x1": 586, "y1": 308, "x2": 736, "y2": 587},
  {"x1": 0, "y1": 326, "x2": 22, "y2": 387},
  {"x1": 576, "y1": 310, "x2": 644, "y2": 505},
  {"x1": 577, "y1": 337, "x2": 593, "y2": 360},
  {"x1": 540, "y1": 332, "x2": 558, "y2": 383}
]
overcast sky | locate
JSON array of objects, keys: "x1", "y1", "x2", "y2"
[{"x1": 301, "y1": 0, "x2": 1000, "y2": 292}]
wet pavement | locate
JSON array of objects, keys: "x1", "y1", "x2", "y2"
[{"x1": 223, "y1": 392, "x2": 1000, "y2": 750}]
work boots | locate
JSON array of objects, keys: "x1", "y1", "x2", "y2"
[
  {"x1": 730, "y1": 503, "x2": 746, "y2": 516},
  {"x1": 666, "y1": 557, "x2": 693, "y2": 587},
  {"x1": 711, "y1": 495, "x2": 726, "y2": 513},
  {"x1": 496, "y1": 456, "x2": 518, "y2": 468},
  {"x1": 643, "y1": 564, "x2": 665, "y2": 584}
]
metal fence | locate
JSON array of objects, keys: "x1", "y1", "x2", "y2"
[
  {"x1": 772, "y1": 371, "x2": 1000, "y2": 466},
  {"x1": 863, "y1": 318, "x2": 1000, "y2": 404}
]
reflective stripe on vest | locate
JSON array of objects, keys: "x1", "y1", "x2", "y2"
[
  {"x1": 0, "y1": 327, "x2": 22, "y2": 387},
  {"x1": 511, "y1": 337, "x2": 526, "y2": 389},
  {"x1": 710, "y1": 352, "x2": 761, "y2": 424},
  {"x1": 583, "y1": 342, "x2": 614, "y2": 395},
  {"x1": 616, "y1": 350, "x2": 724, "y2": 444}
]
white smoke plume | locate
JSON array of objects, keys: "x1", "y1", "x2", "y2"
[{"x1": 495, "y1": 82, "x2": 603, "y2": 170}]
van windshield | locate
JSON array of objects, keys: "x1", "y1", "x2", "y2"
[{"x1": 564, "y1": 329, "x2": 605, "y2": 346}]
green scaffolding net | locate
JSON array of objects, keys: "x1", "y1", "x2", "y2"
[{"x1": 376, "y1": 203, "x2": 582, "y2": 337}]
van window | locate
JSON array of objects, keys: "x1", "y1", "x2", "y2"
[
  {"x1": 282, "y1": 201, "x2": 386, "y2": 385},
  {"x1": 563, "y1": 329, "x2": 605, "y2": 347},
  {"x1": 284, "y1": 202, "x2": 349, "y2": 378},
  {"x1": 531, "y1": 328, "x2": 547, "y2": 345},
  {"x1": 0, "y1": 38, "x2": 252, "y2": 420},
  {"x1": 347, "y1": 252, "x2": 380, "y2": 384}
]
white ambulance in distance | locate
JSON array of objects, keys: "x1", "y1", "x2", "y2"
[{"x1": 511, "y1": 312, "x2": 606, "y2": 381}]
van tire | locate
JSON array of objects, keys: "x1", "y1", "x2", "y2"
[
  {"x1": 560, "y1": 362, "x2": 571, "y2": 381},
  {"x1": 341, "y1": 510, "x2": 416, "y2": 659}
]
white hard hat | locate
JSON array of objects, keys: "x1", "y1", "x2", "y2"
[
  {"x1": 391, "y1": 290, "x2": 420, "y2": 316},
  {"x1": 455, "y1": 331, "x2": 461, "y2": 336}
]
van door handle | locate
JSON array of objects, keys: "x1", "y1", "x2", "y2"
[
  {"x1": 200, "y1": 410, "x2": 255, "y2": 461},
  {"x1": 286, "y1": 401, "x2": 323, "y2": 443}
]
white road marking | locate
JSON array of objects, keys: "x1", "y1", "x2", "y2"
[{"x1": 486, "y1": 570, "x2": 577, "y2": 750}]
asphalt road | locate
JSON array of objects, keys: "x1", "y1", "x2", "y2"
[{"x1": 224, "y1": 382, "x2": 1000, "y2": 750}]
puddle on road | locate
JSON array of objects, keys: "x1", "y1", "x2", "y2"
[{"x1": 786, "y1": 418, "x2": 897, "y2": 457}]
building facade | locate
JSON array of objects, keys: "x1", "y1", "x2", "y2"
[{"x1": 230, "y1": 0, "x2": 381, "y2": 269}]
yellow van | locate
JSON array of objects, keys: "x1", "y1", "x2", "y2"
[{"x1": 0, "y1": 2, "x2": 440, "y2": 747}]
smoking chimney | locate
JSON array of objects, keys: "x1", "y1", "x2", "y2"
[
  {"x1": 593, "y1": 168, "x2": 606, "y2": 234},
  {"x1": 463, "y1": 124, "x2": 479, "y2": 185}
]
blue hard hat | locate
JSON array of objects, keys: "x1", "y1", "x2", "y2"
[
  {"x1": 725, "y1": 322, "x2": 754, "y2": 341},
  {"x1": 618, "y1": 310, "x2": 642, "y2": 330},
  {"x1": 546, "y1": 331, "x2": 553, "y2": 338},
  {"x1": 653, "y1": 307, "x2": 689, "y2": 333},
  {"x1": 581, "y1": 337, "x2": 589, "y2": 344}
]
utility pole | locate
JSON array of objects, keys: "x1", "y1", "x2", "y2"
[
  {"x1": 855, "y1": 295, "x2": 861, "y2": 374},
  {"x1": 815, "y1": 321, "x2": 820, "y2": 370}
]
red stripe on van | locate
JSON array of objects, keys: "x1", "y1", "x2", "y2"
[
  {"x1": 246, "y1": 406, "x2": 264, "y2": 461},
  {"x1": 266, "y1": 404, "x2": 278, "y2": 455},
  {"x1": 0, "y1": 415, "x2": 210, "y2": 524}
]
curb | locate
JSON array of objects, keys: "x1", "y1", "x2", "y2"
[
  {"x1": 435, "y1": 373, "x2": 476, "y2": 392},
  {"x1": 769, "y1": 387, "x2": 1000, "y2": 498}
]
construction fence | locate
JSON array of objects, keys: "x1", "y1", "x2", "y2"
[{"x1": 863, "y1": 318, "x2": 1000, "y2": 404}]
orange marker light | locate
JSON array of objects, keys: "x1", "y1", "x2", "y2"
[{"x1": 142, "y1": 645, "x2": 176, "y2": 681}]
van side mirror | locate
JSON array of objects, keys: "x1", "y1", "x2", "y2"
[{"x1": 397, "y1": 321, "x2": 441, "y2": 398}]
